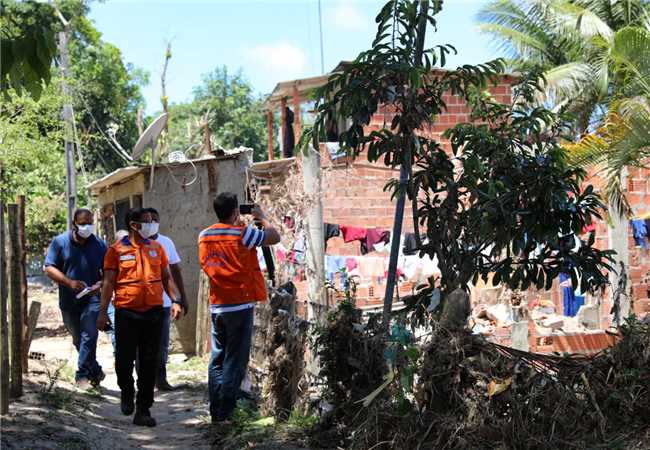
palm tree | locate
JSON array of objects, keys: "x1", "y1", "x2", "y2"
[
  {"x1": 478, "y1": 1, "x2": 650, "y2": 216},
  {"x1": 565, "y1": 25, "x2": 650, "y2": 215},
  {"x1": 477, "y1": 0, "x2": 650, "y2": 133}
]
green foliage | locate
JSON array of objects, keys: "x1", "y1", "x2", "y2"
[
  {"x1": 166, "y1": 66, "x2": 272, "y2": 161},
  {"x1": 0, "y1": 1, "x2": 146, "y2": 259},
  {"x1": 0, "y1": 84, "x2": 67, "y2": 256},
  {"x1": 0, "y1": 0, "x2": 59, "y2": 100},
  {"x1": 477, "y1": 0, "x2": 650, "y2": 133}
]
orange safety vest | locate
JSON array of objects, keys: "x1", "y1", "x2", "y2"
[
  {"x1": 105, "y1": 236, "x2": 168, "y2": 311},
  {"x1": 198, "y1": 223, "x2": 267, "y2": 305}
]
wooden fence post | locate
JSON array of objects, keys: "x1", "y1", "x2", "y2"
[
  {"x1": 194, "y1": 271, "x2": 210, "y2": 356},
  {"x1": 17, "y1": 195, "x2": 28, "y2": 373},
  {"x1": 7, "y1": 204, "x2": 23, "y2": 398},
  {"x1": 1, "y1": 199, "x2": 10, "y2": 413}
]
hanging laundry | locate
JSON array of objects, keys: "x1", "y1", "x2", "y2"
[
  {"x1": 283, "y1": 215, "x2": 295, "y2": 230},
  {"x1": 340, "y1": 225, "x2": 367, "y2": 243},
  {"x1": 360, "y1": 228, "x2": 390, "y2": 255},
  {"x1": 324, "y1": 223, "x2": 340, "y2": 250},
  {"x1": 326, "y1": 142, "x2": 346, "y2": 161},
  {"x1": 403, "y1": 233, "x2": 424, "y2": 256},
  {"x1": 345, "y1": 257, "x2": 358, "y2": 272},
  {"x1": 283, "y1": 107, "x2": 295, "y2": 158},
  {"x1": 631, "y1": 219, "x2": 648, "y2": 249},
  {"x1": 358, "y1": 256, "x2": 386, "y2": 278},
  {"x1": 560, "y1": 272, "x2": 578, "y2": 317},
  {"x1": 289, "y1": 233, "x2": 306, "y2": 264},
  {"x1": 401, "y1": 255, "x2": 421, "y2": 280}
]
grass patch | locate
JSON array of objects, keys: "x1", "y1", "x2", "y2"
[
  {"x1": 168, "y1": 356, "x2": 207, "y2": 383},
  {"x1": 58, "y1": 364, "x2": 75, "y2": 384},
  {"x1": 37, "y1": 388, "x2": 84, "y2": 412},
  {"x1": 286, "y1": 409, "x2": 318, "y2": 429}
]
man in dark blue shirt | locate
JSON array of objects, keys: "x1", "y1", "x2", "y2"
[{"x1": 45, "y1": 208, "x2": 107, "y2": 389}]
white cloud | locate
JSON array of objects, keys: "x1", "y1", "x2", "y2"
[
  {"x1": 332, "y1": 1, "x2": 368, "y2": 32},
  {"x1": 245, "y1": 42, "x2": 308, "y2": 79}
]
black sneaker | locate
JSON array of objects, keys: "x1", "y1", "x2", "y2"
[
  {"x1": 155, "y1": 379, "x2": 176, "y2": 391},
  {"x1": 90, "y1": 371, "x2": 106, "y2": 388},
  {"x1": 133, "y1": 410, "x2": 156, "y2": 427},
  {"x1": 121, "y1": 394, "x2": 135, "y2": 415}
]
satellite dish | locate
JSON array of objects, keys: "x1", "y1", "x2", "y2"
[{"x1": 132, "y1": 113, "x2": 168, "y2": 160}]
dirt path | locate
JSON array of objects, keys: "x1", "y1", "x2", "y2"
[{"x1": 1, "y1": 285, "x2": 212, "y2": 450}]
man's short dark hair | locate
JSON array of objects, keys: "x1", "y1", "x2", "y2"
[
  {"x1": 145, "y1": 207, "x2": 159, "y2": 218},
  {"x1": 213, "y1": 192, "x2": 238, "y2": 221},
  {"x1": 73, "y1": 208, "x2": 93, "y2": 222},
  {"x1": 125, "y1": 207, "x2": 149, "y2": 228}
]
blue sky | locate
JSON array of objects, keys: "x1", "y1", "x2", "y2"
[{"x1": 89, "y1": 0, "x2": 498, "y2": 114}]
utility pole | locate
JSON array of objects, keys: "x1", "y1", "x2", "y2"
[
  {"x1": 56, "y1": 11, "x2": 75, "y2": 229},
  {"x1": 303, "y1": 146, "x2": 326, "y2": 322},
  {"x1": 318, "y1": 0, "x2": 325, "y2": 74}
]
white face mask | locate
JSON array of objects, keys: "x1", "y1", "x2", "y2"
[
  {"x1": 137, "y1": 222, "x2": 159, "y2": 239},
  {"x1": 76, "y1": 224, "x2": 94, "y2": 239}
]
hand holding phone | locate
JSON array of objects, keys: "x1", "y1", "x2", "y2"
[{"x1": 239, "y1": 204, "x2": 254, "y2": 215}]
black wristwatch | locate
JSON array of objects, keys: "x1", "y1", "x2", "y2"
[{"x1": 171, "y1": 299, "x2": 183, "y2": 306}]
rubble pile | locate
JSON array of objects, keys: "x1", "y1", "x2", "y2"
[{"x1": 310, "y1": 315, "x2": 650, "y2": 449}]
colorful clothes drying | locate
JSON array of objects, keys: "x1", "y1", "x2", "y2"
[
  {"x1": 340, "y1": 225, "x2": 367, "y2": 243},
  {"x1": 631, "y1": 219, "x2": 648, "y2": 249},
  {"x1": 360, "y1": 228, "x2": 390, "y2": 255}
]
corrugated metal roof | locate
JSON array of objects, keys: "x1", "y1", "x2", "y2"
[
  {"x1": 87, "y1": 166, "x2": 144, "y2": 193},
  {"x1": 86, "y1": 153, "x2": 239, "y2": 193}
]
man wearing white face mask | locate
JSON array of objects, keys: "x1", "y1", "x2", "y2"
[
  {"x1": 96, "y1": 207, "x2": 182, "y2": 427},
  {"x1": 45, "y1": 208, "x2": 107, "y2": 389}
]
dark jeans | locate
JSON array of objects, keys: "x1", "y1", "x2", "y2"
[
  {"x1": 158, "y1": 307, "x2": 171, "y2": 383},
  {"x1": 60, "y1": 297, "x2": 102, "y2": 381},
  {"x1": 109, "y1": 304, "x2": 171, "y2": 382},
  {"x1": 115, "y1": 307, "x2": 163, "y2": 412},
  {"x1": 208, "y1": 307, "x2": 254, "y2": 420}
]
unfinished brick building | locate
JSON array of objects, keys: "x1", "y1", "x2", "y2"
[{"x1": 252, "y1": 63, "x2": 650, "y2": 354}]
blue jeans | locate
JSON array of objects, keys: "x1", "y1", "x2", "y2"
[
  {"x1": 108, "y1": 304, "x2": 171, "y2": 382},
  {"x1": 158, "y1": 307, "x2": 171, "y2": 382},
  {"x1": 60, "y1": 297, "x2": 103, "y2": 381},
  {"x1": 208, "y1": 307, "x2": 254, "y2": 420},
  {"x1": 107, "y1": 302, "x2": 116, "y2": 353}
]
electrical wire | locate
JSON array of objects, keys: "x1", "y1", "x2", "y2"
[{"x1": 163, "y1": 144, "x2": 199, "y2": 187}]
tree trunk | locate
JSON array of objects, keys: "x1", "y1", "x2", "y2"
[
  {"x1": 7, "y1": 204, "x2": 22, "y2": 398},
  {"x1": 382, "y1": 0, "x2": 429, "y2": 329},
  {"x1": 1, "y1": 198, "x2": 10, "y2": 413}
]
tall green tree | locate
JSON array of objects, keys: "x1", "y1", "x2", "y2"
[
  {"x1": 166, "y1": 66, "x2": 270, "y2": 161},
  {"x1": 1, "y1": 0, "x2": 147, "y2": 258}
]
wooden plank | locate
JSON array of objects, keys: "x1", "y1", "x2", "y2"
[
  {"x1": 17, "y1": 195, "x2": 28, "y2": 373},
  {"x1": 267, "y1": 110, "x2": 274, "y2": 161},
  {"x1": 0, "y1": 198, "x2": 10, "y2": 413},
  {"x1": 7, "y1": 204, "x2": 23, "y2": 398},
  {"x1": 194, "y1": 271, "x2": 210, "y2": 356},
  {"x1": 22, "y1": 301, "x2": 41, "y2": 367}
]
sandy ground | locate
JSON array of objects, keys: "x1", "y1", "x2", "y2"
[{"x1": 1, "y1": 283, "x2": 214, "y2": 450}]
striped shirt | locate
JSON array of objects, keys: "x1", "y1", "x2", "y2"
[{"x1": 241, "y1": 225, "x2": 266, "y2": 249}]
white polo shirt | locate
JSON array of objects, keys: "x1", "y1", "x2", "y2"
[{"x1": 154, "y1": 234, "x2": 181, "y2": 308}]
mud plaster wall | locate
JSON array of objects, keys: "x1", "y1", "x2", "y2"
[{"x1": 145, "y1": 155, "x2": 251, "y2": 353}]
